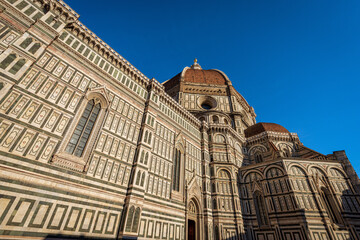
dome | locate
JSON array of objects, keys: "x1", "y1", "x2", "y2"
[
  {"x1": 244, "y1": 122, "x2": 289, "y2": 138},
  {"x1": 163, "y1": 59, "x2": 229, "y2": 89},
  {"x1": 184, "y1": 69, "x2": 227, "y2": 85}
]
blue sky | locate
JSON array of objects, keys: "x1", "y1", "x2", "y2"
[{"x1": 68, "y1": 0, "x2": 360, "y2": 174}]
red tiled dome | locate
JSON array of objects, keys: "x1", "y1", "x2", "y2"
[
  {"x1": 245, "y1": 122, "x2": 289, "y2": 138},
  {"x1": 163, "y1": 60, "x2": 229, "y2": 90},
  {"x1": 184, "y1": 69, "x2": 227, "y2": 85}
]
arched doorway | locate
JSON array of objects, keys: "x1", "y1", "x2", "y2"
[{"x1": 187, "y1": 199, "x2": 199, "y2": 240}]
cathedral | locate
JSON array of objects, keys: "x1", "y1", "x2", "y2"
[{"x1": 0, "y1": 0, "x2": 360, "y2": 239}]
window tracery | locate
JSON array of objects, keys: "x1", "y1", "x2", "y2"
[
  {"x1": 51, "y1": 87, "x2": 109, "y2": 171},
  {"x1": 253, "y1": 190, "x2": 269, "y2": 226},
  {"x1": 320, "y1": 187, "x2": 342, "y2": 224},
  {"x1": 172, "y1": 148, "x2": 182, "y2": 191},
  {"x1": 65, "y1": 99, "x2": 101, "y2": 157}
]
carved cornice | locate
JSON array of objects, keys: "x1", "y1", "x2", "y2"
[
  {"x1": 208, "y1": 123, "x2": 245, "y2": 143},
  {"x1": 246, "y1": 131, "x2": 299, "y2": 145},
  {"x1": 34, "y1": 0, "x2": 80, "y2": 22}
]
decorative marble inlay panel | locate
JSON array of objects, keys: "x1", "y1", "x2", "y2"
[
  {"x1": 37, "y1": 52, "x2": 51, "y2": 67},
  {"x1": 19, "y1": 69, "x2": 38, "y2": 88},
  {"x1": 53, "y1": 61, "x2": 67, "y2": 77},
  {"x1": 0, "y1": 92, "x2": 20, "y2": 113},
  {"x1": 1, "y1": 126, "x2": 23, "y2": 149},
  {"x1": 61, "y1": 67, "x2": 75, "y2": 82},
  {"x1": 45, "y1": 57, "x2": 59, "y2": 72}
]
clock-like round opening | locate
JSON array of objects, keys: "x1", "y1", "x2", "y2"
[
  {"x1": 201, "y1": 103, "x2": 212, "y2": 110},
  {"x1": 198, "y1": 96, "x2": 217, "y2": 110}
]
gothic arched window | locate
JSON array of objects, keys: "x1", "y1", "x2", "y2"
[
  {"x1": 172, "y1": 148, "x2": 182, "y2": 191},
  {"x1": 144, "y1": 152, "x2": 149, "y2": 165},
  {"x1": 0, "y1": 53, "x2": 16, "y2": 69},
  {"x1": 65, "y1": 99, "x2": 101, "y2": 157},
  {"x1": 214, "y1": 225, "x2": 220, "y2": 240},
  {"x1": 51, "y1": 88, "x2": 109, "y2": 172},
  {"x1": 213, "y1": 198, "x2": 217, "y2": 209},
  {"x1": 28, "y1": 42, "x2": 41, "y2": 54},
  {"x1": 9, "y1": 58, "x2": 26, "y2": 74},
  {"x1": 131, "y1": 207, "x2": 141, "y2": 232},
  {"x1": 20, "y1": 37, "x2": 32, "y2": 49},
  {"x1": 144, "y1": 131, "x2": 148, "y2": 143},
  {"x1": 148, "y1": 132, "x2": 152, "y2": 144},
  {"x1": 125, "y1": 206, "x2": 135, "y2": 232},
  {"x1": 253, "y1": 191, "x2": 269, "y2": 226},
  {"x1": 255, "y1": 153, "x2": 263, "y2": 163},
  {"x1": 212, "y1": 115, "x2": 219, "y2": 123},
  {"x1": 320, "y1": 187, "x2": 342, "y2": 224},
  {"x1": 140, "y1": 172, "x2": 145, "y2": 187},
  {"x1": 135, "y1": 171, "x2": 141, "y2": 185},
  {"x1": 139, "y1": 151, "x2": 144, "y2": 163},
  {"x1": 125, "y1": 206, "x2": 141, "y2": 233}
]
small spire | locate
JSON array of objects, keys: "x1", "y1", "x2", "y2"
[{"x1": 191, "y1": 58, "x2": 202, "y2": 70}]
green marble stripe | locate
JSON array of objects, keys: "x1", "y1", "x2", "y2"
[
  {"x1": 0, "y1": 123, "x2": 15, "y2": 144},
  {"x1": 0, "y1": 194, "x2": 15, "y2": 225},
  {"x1": 64, "y1": 91, "x2": 76, "y2": 109},
  {"x1": 13, "y1": 84, "x2": 75, "y2": 116},
  {"x1": 0, "y1": 176, "x2": 123, "y2": 208},
  {"x1": 0, "y1": 24, "x2": 6, "y2": 35},
  {"x1": 6, "y1": 197, "x2": 35, "y2": 227},
  {"x1": 0, "y1": 72, "x2": 17, "y2": 82},
  {"x1": 54, "y1": 84, "x2": 68, "y2": 105},
  {"x1": 0, "y1": 152, "x2": 127, "y2": 193},
  {"x1": 0, "y1": 114, "x2": 61, "y2": 140},
  {"x1": 100, "y1": 158, "x2": 109, "y2": 179},
  {"x1": 221, "y1": 223, "x2": 239, "y2": 226},
  {"x1": 4, "y1": 94, "x2": 22, "y2": 115},
  {"x1": 46, "y1": 204, "x2": 68, "y2": 230},
  {"x1": 64, "y1": 206, "x2": 83, "y2": 231},
  {"x1": 35, "y1": 52, "x2": 52, "y2": 70},
  {"x1": 105, "y1": 213, "x2": 119, "y2": 235},
  {"x1": 0, "y1": 230, "x2": 114, "y2": 239},
  {"x1": 29, "y1": 101, "x2": 44, "y2": 124},
  {"x1": 8, "y1": 127, "x2": 26, "y2": 152},
  {"x1": 0, "y1": 28, "x2": 9, "y2": 39},
  {"x1": 146, "y1": 220, "x2": 154, "y2": 238},
  {"x1": 51, "y1": 112, "x2": 63, "y2": 132},
  {"x1": 0, "y1": 86, "x2": 14, "y2": 105},
  {"x1": 44, "y1": 79, "x2": 58, "y2": 98},
  {"x1": 79, "y1": 209, "x2": 96, "y2": 233},
  {"x1": 16, "y1": 96, "x2": 32, "y2": 119},
  {"x1": 23, "y1": 131, "x2": 38, "y2": 156},
  {"x1": 141, "y1": 212, "x2": 185, "y2": 223},
  {"x1": 28, "y1": 201, "x2": 53, "y2": 228},
  {"x1": 34, "y1": 135, "x2": 49, "y2": 160},
  {"x1": 92, "y1": 211, "x2": 107, "y2": 234},
  {"x1": 34, "y1": 74, "x2": 50, "y2": 94},
  {"x1": 22, "y1": 70, "x2": 41, "y2": 89},
  {"x1": 0, "y1": 184, "x2": 122, "y2": 212},
  {"x1": 143, "y1": 196, "x2": 185, "y2": 210},
  {"x1": 93, "y1": 150, "x2": 133, "y2": 168}
]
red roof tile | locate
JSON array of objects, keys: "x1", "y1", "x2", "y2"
[
  {"x1": 245, "y1": 122, "x2": 289, "y2": 138},
  {"x1": 184, "y1": 69, "x2": 227, "y2": 85}
]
